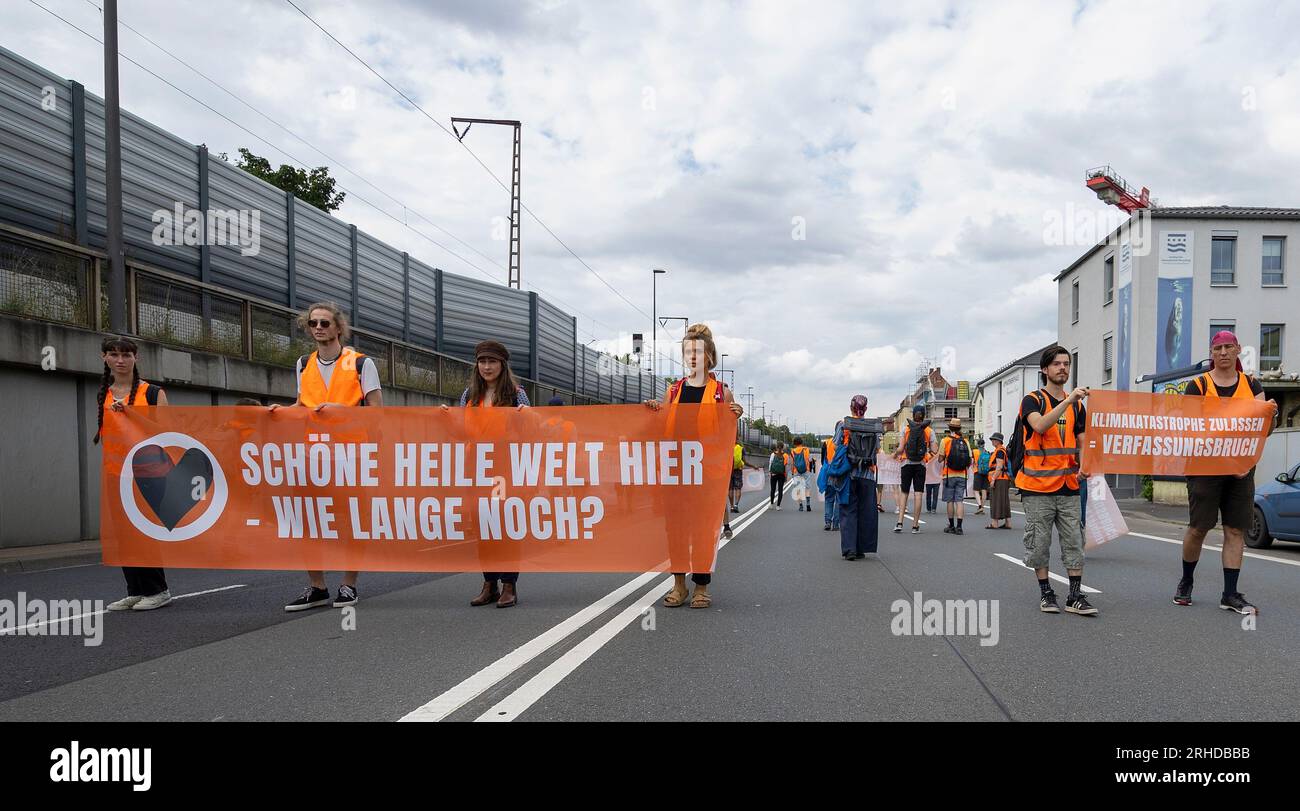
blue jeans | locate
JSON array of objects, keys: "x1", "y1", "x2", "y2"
[
  {"x1": 824, "y1": 490, "x2": 840, "y2": 526},
  {"x1": 839, "y1": 477, "x2": 878, "y2": 556},
  {"x1": 925, "y1": 483, "x2": 940, "y2": 512}
]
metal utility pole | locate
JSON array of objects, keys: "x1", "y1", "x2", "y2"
[
  {"x1": 452, "y1": 117, "x2": 522, "y2": 288},
  {"x1": 104, "y1": 0, "x2": 126, "y2": 332}
]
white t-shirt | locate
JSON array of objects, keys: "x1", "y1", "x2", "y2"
[{"x1": 295, "y1": 351, "x2": 382, "y2": 400}]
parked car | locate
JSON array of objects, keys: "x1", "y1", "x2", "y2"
[{"x1": 1248, "y1": 462, "x2": 1300, "y2": 548}]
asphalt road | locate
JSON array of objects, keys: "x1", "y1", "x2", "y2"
[{"x1": 2, "y1": 484, "x2": 1297, "y2": 722}]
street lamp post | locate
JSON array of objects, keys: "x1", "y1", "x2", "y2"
[{"x1": 652, "y1": 269, "x2": 666, "y2": 380}]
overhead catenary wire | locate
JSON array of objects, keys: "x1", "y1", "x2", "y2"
[{"x1": 280, "y1": 0, "x2": 653, "y2": 322}]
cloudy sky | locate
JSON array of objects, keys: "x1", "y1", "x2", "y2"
[{"x1": 8, "y1": 0, "x2": 1300, "y2": 431}]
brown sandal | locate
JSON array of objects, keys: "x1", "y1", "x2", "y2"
[
  {"x1": 689, "y1": 586, "x2": 711, "y2": 609},
  {"x1": 663, "y1": 575, "x2": 689, "y2": 608}
]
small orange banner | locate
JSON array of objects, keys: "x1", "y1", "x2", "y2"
[
  {"x1": 100, "y1": 404, "x2": 736, "y2": 573},
  {"x1": 1080, "y1": 390, "x2": 1271, "y2": 476}
]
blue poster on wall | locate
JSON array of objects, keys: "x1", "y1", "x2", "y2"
[
  {"x1": 1156, "y1": 231, "x2": 1194, "y2": 375},
  {"x1": 1115, "y1": 241, "x2": 1132, "y2": 390}
]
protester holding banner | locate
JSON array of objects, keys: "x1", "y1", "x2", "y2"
[
  {"x1": 442, "y1": 339, "x2": 533, "y2": 608},
  {"x1": 96, "y1": 336, "x2": 173, "y2": 612},
  {"x1": 278, "y1": 303, "x2": 383, "y2": 612},
  {"x1": 986, "y1": 433, "x2": 1011, "y2": 529},
  {"x1": 642, "y1": 323, "x2": 743, "y2": 608},
  {"x1": 1016, "y1": 346, "x2": 1095, "y2": 616},
  {"x1": 1174, "y1": 331, "x2": 1277, "y2": 614},
  {"x1": 644, "y1": 323, "x2": 742, "y2": 609}
]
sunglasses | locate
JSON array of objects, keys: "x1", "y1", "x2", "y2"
[{"x1": 308, "y1": 319, "x2": 333, "y2": 328}]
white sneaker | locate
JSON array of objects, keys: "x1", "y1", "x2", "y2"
[
  {"x1": 775, "y1": 504, "x2": 782, "y2": 511},
  {"x1": 132, "y1": 590, "x2": 172, "y2": 611},
  {"x1": 107, "y1": 595, "x2": 143, "y2": 611}
]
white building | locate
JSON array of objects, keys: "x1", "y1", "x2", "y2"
[
  {"x1": 1057, "y1": 206, "x2": 1300, "y2": 500},
  {"x1": 1056, "y1": 206, "x2": 1300, "y2": 412}
]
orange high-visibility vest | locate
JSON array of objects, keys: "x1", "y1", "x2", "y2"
[
  {"x1": 989, "y1": 446, "x2": 1008, "y2": 482},
  {"x1": 824, "y1": 438, "x2": 836, "y2": 463},
  {"x1": 105, "y1": 381, "x2": 152, "y2": 408},
  {"x1": 299, "y1": 348, "x2": 368, "y2": 408},
  {"x1": 1197, "y1": 372, "x2": 1254, "y2": 400},
  {"x1": 1015, "y1": 390, "x2": 1080, "y2": 493},
  {"x1": 789, "y1": 446, "x2": 811, "y2": 472}
]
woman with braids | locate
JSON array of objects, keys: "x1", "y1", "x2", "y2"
[
  {"x1": 440, "y1": 339, "x2": 530, "y2": 608},
  {"x1": 643, "y1": 323, "x2": 744, "y2": 609},
  {"x1": 94, "y1": 336, "x2": 172, "y2": 611}
]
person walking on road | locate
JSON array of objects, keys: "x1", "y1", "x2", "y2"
[
  {"x1": 729, "y1": 441, "x2": 745, "y2": 516},
  {"x1": 828, "y1": 394, "x2": 879, "y2": 559},
  {"x1": 972, "y1": 438, "x2": 989, "y2": 514},
  {"x1": 894, "y1": 404, "x2": 935, "y2": 534},
  {"x1": 939, "y1": 419, "x2": 971, "y2": 535},
  {"x1": 820, "y1": 435, "x2": 841, "y2": 531},
  {"x1": 769, "y1": 442, "x2": 788, "y2": 510},
  {"x1": 277, "y1": 303, "x2": 383, "y2": 613},
  {"x1": 644, "y1": 324, "x2": 744, "y2": 609},
  {"x1": 1175, "y1": 331, "x2": 1277, "y2": 614},
  {"x1": 96, "y1": 336, "x2": 173, "y2": 612},
  {"x1": 1016, "y1": 346, "x2": 1095, "y2": 617},
  {"x1": 986, "y1": 433, "x2": 1012, "y2": 530},
  {"x1": 789, "y1": 437, "x2": 813, "y2": 512}
]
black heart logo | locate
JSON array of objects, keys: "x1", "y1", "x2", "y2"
[{"x1": 132, "y1": 445, "x2": 214, "y2": 531}]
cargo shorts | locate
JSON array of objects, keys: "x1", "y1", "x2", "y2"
[{"x1": 1022, "y1": 493, "x2": 1084, "y2": 570}]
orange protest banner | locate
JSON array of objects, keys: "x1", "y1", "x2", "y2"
[
  {"x1": 1080, "y1": 390, "x2": 1271, "y2": 477},
  {"x1": 100, "y1": 404, "x2": 736, "y2": 573}
]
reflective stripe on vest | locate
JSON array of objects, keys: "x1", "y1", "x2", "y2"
[
  {"x1": 299, "y1": 348, "x2": 366, "y2": 408},
  {"x1": 1015, "y1": 389, "x2": 1079, "y2": 492},
  {"x1": 1199, "y1": 372, "x2": 1254, "y2": 400}
]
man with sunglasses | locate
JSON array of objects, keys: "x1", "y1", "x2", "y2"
[{"x1": 274, "y1": 302, "x2": 383, "y2": 612}]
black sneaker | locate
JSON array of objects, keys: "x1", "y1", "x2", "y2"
[
  {"x1": 911, "y1": 525, "x2": 921, "y2": 534},
  {"x1": 1065, "y1": 593, "x2": 1098, "y2": 616},
  {"x1": 824, "y1": 523, "x2": 831, "y2": 531},
  {"x1": 954, "y1": 527, "x2": 964, "y2": 536},
  {"x1": 732, "y1": 506, "x2": 740, "y2": 513},
  {"x1": 1039, "y1": 590, "x2": 1060, "y2": 613},
  {"x1": 285, "y1": 586, "x2": 331, "y2": 612},
  {"x1": 831, "y1": 523, "x2": 840, "y2": 531},
  {"x1": 894, "y1": 522, "x2": 903, "y2": 533},
  {"x1": 942, "y1": 526, "x2": 954, "y2": 534},
  {"x1": 333, "y1": 584, "x2": 358, "y2": 608},
  {"x1": 1219, "y1": 592, "x2": 1257, "y2": 615},
  {"x1": 1173, "y1": 578, "x2": 1193, "y2": 606},
  {"x1": 722, "y1": 524, "x2": 733, "y2": 540}
]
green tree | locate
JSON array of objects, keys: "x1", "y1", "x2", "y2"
[{"x1": 222, "y1": 147, "x2": 346, "y2": 213}]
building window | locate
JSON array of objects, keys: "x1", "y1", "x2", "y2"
[
  {"x1": 1211, "y1": 237, "x2": 1236, "y2": 285},
  {"x1": 1071, "y1": 280, "x2": 1079, "y2": 323},
  {"x1": 1102, "y1": 335, "x2": 1113, "y2": 384},
  {"x1": 1071, "y1": 351, "x2": 1079, "y2": 389},
  {"x1": 1260, "y1": 324, "x2": 1283, "y2": 372},
  {"x1": 944, "y1": 407, "x2": 958, "y2": 419},
  {"x1": 1103, "y1": 255, "x2": 1114, "y2": 305},
  {"x1": 1263, "y1": 237, "x2": 1285, "y2": 286},
  {"x1": 1210, "y1": 319, "x2": 1235, "y2": 339}
]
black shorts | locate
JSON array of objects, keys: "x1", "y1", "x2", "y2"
[
  {"x1": 1186, "y1": 474, "x2": 1255, "y2": 532},
  {"x1": 973, "y1": 473, "x2": 990, "y2": 491},
  {"x1": 900, "y1": 464, "x2": 926, "y2": 494},
  {"x1": 730, "y1": 469, "x2": 743, "y2": 489}
]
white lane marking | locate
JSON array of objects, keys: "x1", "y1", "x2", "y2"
[
  {"x1": 1123, "y1": 531, "x2": 1300, "y2": 568},
  {"x1": 1009, "y1": 509, "x2": 1300, "y2": 568},
  {"x1": 0, "y1": 584, "x2": 247, "y2": 635},
  {"x1": 475, "y1": 494, "x2": 775, "y2": 722},
  {"x1": 400, "y1": 486, "x2": 787, "y2": 723},
  {"x1": 993, "y1": 553, "x2": 1101, "y2": 594}
]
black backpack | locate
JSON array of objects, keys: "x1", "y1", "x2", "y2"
[
  {"x1": 841, "y1": 417, "x2": 883, "y2": 473},
  {"x1": 904, "y1": 419, "x2": 930, "y2": 462},
  {"x1": 945, "y1": 435, "x2": 971, "y2": 471}
]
